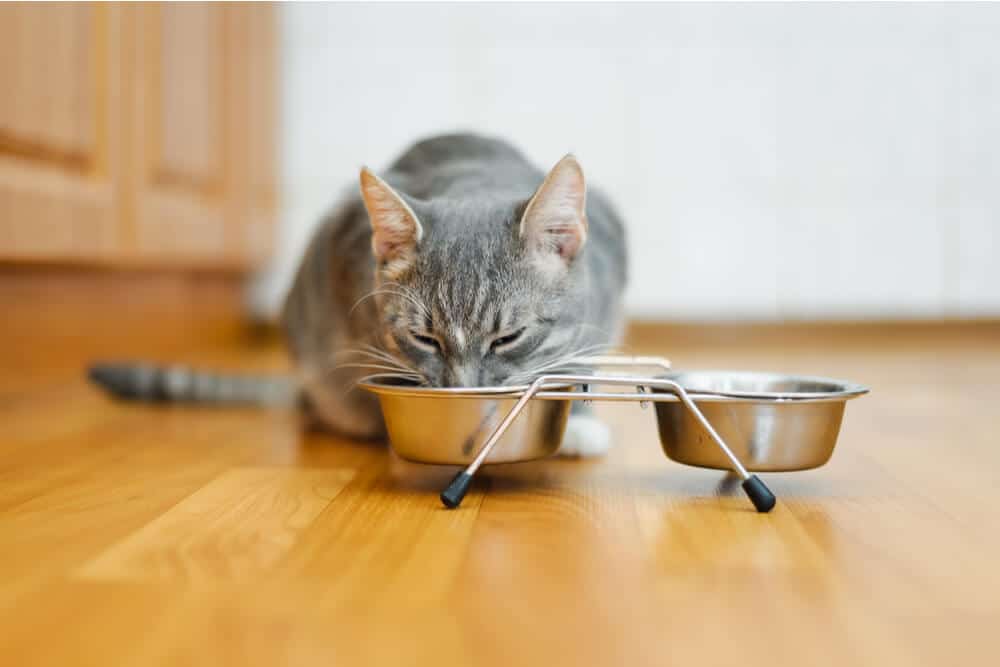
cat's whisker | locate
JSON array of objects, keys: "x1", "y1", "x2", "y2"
[
  {"x1": 379, "y1": 281, "x2": 432, "y2": 318},
  {"x1": 538, "y1": 341, "x2": 614, "y2": 363},
  {"x1": 358, "y1": 343, "x2": 419, "y2": 369},
  {"x1": 523, "y1": 342, "x2": 614, "y2": 370},
  {"x1": 348, "y1": 287, "x2": 430, "y2": 320},
  {"x1": 505, "y1": 342, "x2": 615, "y2": 384},
  {"x1": 332, "y1": 348, "x2": 400, "y2": 367},
  {"x1": 339, "y1": 372, "x2": 427, "y2": 399},
  {"x1": 317, "y1": 348, "x2": 425, "y2": 378},
  {"x1": 331, "y1": 343, "x2": 414, "y2": 364},
  {"x1": 331, "y1": 362, "x2": 423, "y2": 375}
]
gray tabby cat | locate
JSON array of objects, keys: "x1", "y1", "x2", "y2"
[
  {"x1": 286, "y1": 133, "x2": 627, "y2": 455},
  {"x1": 90, "y1": 134, "x2": 628, "y2": 456}
]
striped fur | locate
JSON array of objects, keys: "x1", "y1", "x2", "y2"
[{"x1": 87, "y1": 363, "x2": 295, "y2": 405}]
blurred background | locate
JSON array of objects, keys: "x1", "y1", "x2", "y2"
[
  {"x1": 2, "y1": 1, "x2": 999, "y2": 366},
  {"x1": 256, "y1": 2, "x2": 1000, "y2": 322}
]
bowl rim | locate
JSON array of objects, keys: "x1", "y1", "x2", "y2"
[
  {"x1": 358, "y1": 377, "x2": 576, "y2": 399},
  {"x1": 653, "y1": 370, "x2": 869, "y2": 401},
  {"x1": 358, "y1": 370, "x2": 868, "y2": 402}
]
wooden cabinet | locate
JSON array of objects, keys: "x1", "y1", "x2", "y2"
[
  {"x1": 0, "y1": 3, "x2": 121, "y2": 261},
  {"x1": 0, "y1": 2, "x2": 276, "y2": 270}
]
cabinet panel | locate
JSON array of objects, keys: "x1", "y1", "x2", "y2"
[
  {"x1": 0, "y1": 2, "x2": 275, "y2": 269},
  {"x1": 155, "y1": 4, "x2": 224, "y2": 190},
  {"x1": 131, "y1": 2, "x2": 229, "y2": 262},
  {"x1": 0, "y1": 3, "x2": 119, "y2": 260},
  {"x1": 236, "y1": 3, "x2": 278, "y2": 264}
]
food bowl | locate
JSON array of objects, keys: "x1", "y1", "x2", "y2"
[
  {"x1": 651, "y1": 371, "x2": 869, "y2": 472},
  {"x1": 362, "y1": 362, "x2": 869, "y2": 512},
  {"x1": 360, "y1": 379, "x2": 575, "y2": 465}
]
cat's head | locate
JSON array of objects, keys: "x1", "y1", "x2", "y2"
[{"x1": 358, "y1": 155, "x2": 593, "y2": 387}]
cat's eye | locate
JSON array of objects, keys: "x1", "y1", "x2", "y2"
[
  {"x1": 490, "y1": 328, "x2": 526, "y2": 353},
  {"x1": 409, "y1": 331, "x2": 441, "y2": 352}
]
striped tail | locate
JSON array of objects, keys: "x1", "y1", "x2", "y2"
[{"x1": 87, "y1": 362, "x2": 297, "y2": 406}]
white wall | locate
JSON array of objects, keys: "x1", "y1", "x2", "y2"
[{"x1": 252, "y1": 2, "x2": 1000, "y2": 322}]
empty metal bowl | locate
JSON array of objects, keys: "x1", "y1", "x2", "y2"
[
  {"x1": 360, "y1": 379, "x2": 574, "y2": 465},
  {"x1": 652, "y1": 371, "x2": 869, "y2": 472}
]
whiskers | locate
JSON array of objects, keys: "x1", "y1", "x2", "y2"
[
  {"x1": 504, "y1": 341, "x2": 616, "y2": 385},
  {"x1": 327, "y1": 343, "x2": 429, "y2": 392},
  {"x1": 348, "y1": 281, "x2": 430, "y2": 321},
  {"x1": 340, "y1": 283, "x2": 433, "y2": 392}
]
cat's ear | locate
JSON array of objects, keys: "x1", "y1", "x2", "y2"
[
  {"x1": 519, "y1": 154, "x2": 588, "y2": 271},
  {"x1": 359, "y1": 167, "x2": 423, "y2": 271}
]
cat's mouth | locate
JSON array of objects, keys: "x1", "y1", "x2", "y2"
[
  {"x1": 375, "y1": 376, "x2": 423, "y2": 388},
  {"x1": 359, "y1": 376, "x2": 542, "y2": 393},
  {"x1": 368, "y1": 376, "x2": 509, "y2": 389}
]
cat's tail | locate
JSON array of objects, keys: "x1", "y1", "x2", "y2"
[{"x1": 87, "y1": 362, "x2": 297, "y2": 406}]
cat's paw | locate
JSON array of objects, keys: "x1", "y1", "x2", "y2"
[{"x1": 558, "y1": 414, "x2": 612, "y2": 458}]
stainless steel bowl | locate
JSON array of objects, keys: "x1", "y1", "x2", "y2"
[
  {"x1": 652, "y1": 371, "x2": 869, "y2": 472},
  {"x1": 362, "y1": 368, "x2": 868, "y2": 472},
  {"x1": 360, "y1": 379, "x2": 574, "y2": 465}
]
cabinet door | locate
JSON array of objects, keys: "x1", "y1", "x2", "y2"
[
  {"x1": 127, "y1": 2, "x2": 231, "y2": 265},
  {"x1": 0, "y1": 3, "x2": 122, "y2": 261},
  {"x1": 239, "y1": 3, "x2": 277, "y2": 266},
  {"x1": 126, "y1": 2, "x2": 276, "y2": 268}
]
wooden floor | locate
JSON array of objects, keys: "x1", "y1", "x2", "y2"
[{"x1": 3, "y1": 321, "x2": 999, "y2": 666}]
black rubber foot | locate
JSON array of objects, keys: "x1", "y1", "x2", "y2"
[
  {"x1": 440, "y1": 471, "x2": 474, "y2": 509},
  {"x1": 741, "y1": 474, "x2": 777, "y2": 513}
]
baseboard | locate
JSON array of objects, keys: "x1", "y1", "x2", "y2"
[
  {"x1": 625, "y1": 318, "x2": 1000, "y2": 349},
  {"x1": 1, "y1": 265, "x2": 257, "y2": 382}
]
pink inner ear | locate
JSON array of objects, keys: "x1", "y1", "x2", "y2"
[
  {"x1": 360, "y1": 169, "x2": 423, "y2": 263},
  {"x1": 373, "y1": 237, "x2": 393, "y2": 259},
  {"x1": 521, "y1": 156, "x2": 588, "y2": 263},
  {"x1": 374, "y1": 234, "x2": 409, "y2": 261},
  {"x1": 550, "y1": 226, "x2": 584, "y2": 259}
]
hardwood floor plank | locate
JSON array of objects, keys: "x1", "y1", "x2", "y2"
[
  {"x1": 79, "y1": 467, "x2": 354, "y2": 581},
  {"x1": 1, "y1": 321, "x2": 998, "y2": 665},
  {"x1": 276, "y1": 455, "x2": 488, "y2": 609}
]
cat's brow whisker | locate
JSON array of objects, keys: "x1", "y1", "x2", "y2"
[
  {"x1": 379, "y1": 281, "x2": 431, "y2": 316},
  {"x1": 380, "y1": 281, "x2": 432, "y2": 318},
  {"x1": 348, "y1": 287, "x2": 431, "y2": 320}
]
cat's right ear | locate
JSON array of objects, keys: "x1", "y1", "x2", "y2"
[
  {"x1": 519, "y1": 154, "x2": 588, "y2": 275},
  {"x1": 359, "y1": 167, "x2": 423, "y2": 273}
]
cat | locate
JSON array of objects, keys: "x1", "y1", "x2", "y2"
[{"x1": 90, "y1": 134, "x2": 628, "y2": 457}]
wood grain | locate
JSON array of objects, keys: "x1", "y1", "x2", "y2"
[
  {"x1": 1, "y1": 320, "x2": 998, "y2": 666},
  {"x1": 80, "y1": 468, "x2": 354, "y2": 581},
  {"x1": 0, "y1": 267, "x2": 256, "y2": 394},
  {"x1": 0, "y1": 2, "x2": 121, "y2": 262},
  {"x1": 0, "y1": 2, "x2": 276, "y2": 271}
]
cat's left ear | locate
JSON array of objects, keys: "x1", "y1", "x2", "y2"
[
  {"x1": 359, "y1": 167, "x2": 423, "y2": 273},
  {"x1": 520, "y1": 154, "x2": 588, "y2": 271}
]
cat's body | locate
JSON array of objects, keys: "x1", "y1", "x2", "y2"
[
  {"x1": 284, "y1": 134, "x2": 628, "y2": 449},
  {"x1": 90, "y1": 134, "x2": 628, "y2": 456}
]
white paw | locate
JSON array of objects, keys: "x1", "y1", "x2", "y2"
[{"x1": 558, "y1": 414, "x2": 612, "y2": 458}]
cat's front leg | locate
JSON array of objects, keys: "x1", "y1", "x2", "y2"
[
  {"x1": 557, "y1": 402, "x2": 612, "y2": 458},
  {"x1": 300, "y1": 371, "x2": 386, "y2": 440}
]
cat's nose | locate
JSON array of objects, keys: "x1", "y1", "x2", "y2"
[{"x1": 443, "y1": 363, "x2": 479, "y2": 387}]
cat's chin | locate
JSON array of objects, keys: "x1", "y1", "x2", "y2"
[{"x1": 557, "y1": 414, "x2": 612, "y2": 458}]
